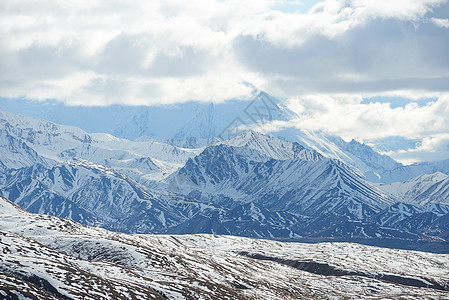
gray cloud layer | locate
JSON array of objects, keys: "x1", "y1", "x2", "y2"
[{"x1": 235, "y1": 14, "x2": 449, "y2": 95}]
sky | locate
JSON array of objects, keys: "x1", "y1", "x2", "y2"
[{"x1": 1, "y1": 0, "x2": 449, "y2": 163}]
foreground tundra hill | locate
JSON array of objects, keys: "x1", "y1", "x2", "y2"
[{"x1": 1, "y1": 196, "x2": 449, "y2": 299}]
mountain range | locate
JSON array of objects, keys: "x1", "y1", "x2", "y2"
[{"x1": 1, "y1": 102, "x2": 449, "y2": 247}]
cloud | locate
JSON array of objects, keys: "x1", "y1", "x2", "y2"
[
  {"x1": 431, "y1": 17, "x2": 449, "y2": 28},
  {"x1": 235, "y1": 15, "x2": 449, "y2": 96},
  {"x1": 265, "y1": 93, "x2": 449, "y2": 163},
  {"x1": 284, "y1": 94, "x2": 449, "y2": 139},
  {"x1": 0, "y1": 0, "x2": 448, "y2": 106},
  {"x1": 386, "y1": 133, "x2": 449, "y2": 164}
]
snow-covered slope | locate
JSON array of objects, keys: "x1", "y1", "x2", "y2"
[
  {"x1": 1, "y1": 196, "x2": 449, "y2": 299},
  {"x1": 277, "y1": 127, "x2": 403, "y2": 182},
  {"x1": 373, "y1": 202, "x2": 449, "y2": 233},
  {"x1": 326, "y1": 136, "x2": 403, "y2": 181},
  {"x1": 223, "y1": 130, "x2": 324, "y2": 162},
  {"x1": 377, "y1": 160, "x2": 449, "y2": 184},
  {"x1": 363, "y1": 172, "x2": 449, "y2": 239},
  {"x1": 378, "y1": 172, "x2": 449, "y2": 205},
  {"x1": 0, "y1": 125, "x2": 50, "y2": 169}
]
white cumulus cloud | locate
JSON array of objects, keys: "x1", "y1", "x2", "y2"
[{"x1": 431, "y1": 17, "x2": 449, "y2": 28}]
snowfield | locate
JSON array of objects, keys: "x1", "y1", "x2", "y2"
[{"x1": 1, "y1": 196, "x2": 449, "y2": 299}]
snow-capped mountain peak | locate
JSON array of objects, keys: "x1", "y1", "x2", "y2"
[{"x1": 222, "y1": 130, "x2": 324, "y2": 162}]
